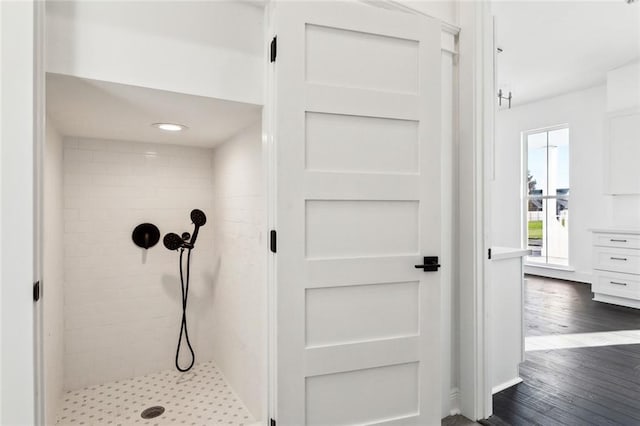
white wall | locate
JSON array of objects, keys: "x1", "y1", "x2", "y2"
[
  {"x1": 46, "y1": 1, "x2": 264, "y2": 105},
  {"x1": 210, "y1": 121, "x2": 266, "y2": 420},
  {"x1": 62, "y1": 138, "x2": 217, "y2": 390},
  {"x1": 493, "y1": 85, "x2": 627, "y2": 282},
  {"x1": 44, "y1": 120, "x2": 65, "y2": 425}
]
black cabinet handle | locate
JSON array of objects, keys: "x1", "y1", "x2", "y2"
[{"x1": 415, "y1": 256, "x2": 441, "y2": 272}]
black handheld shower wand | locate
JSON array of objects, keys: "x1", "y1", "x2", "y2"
[{"x1": 163, "y1": 209, "x2": 207, "y2": 372}]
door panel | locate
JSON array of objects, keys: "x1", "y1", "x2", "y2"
[
  {"x1": 305, "y1": 112, "x2": 419, "y2": 174},
  {"x1": 305, "y1": 362, "x2": 419, "y2": 426},
  {"x1": 305, "y1": 281, "x2": 420, "y2": 347},
  {"x1": 305, "y1": 24, "x2": 420, "y2": 93},
  {"x1": 273, "y1": 2, "x2": 441, "y2": 424},
  {"x1": 306, "y1": 200, "x2": 419, "y2": 258}
]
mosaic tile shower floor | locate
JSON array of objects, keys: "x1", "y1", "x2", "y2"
[{"x1": 55, "y1": 361, "x2": 256, "y2": 426}]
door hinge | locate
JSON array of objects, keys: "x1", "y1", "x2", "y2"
[
  {"x1": 270, "y1": 230, "x2": 277, "y2": 253},
  {"x1": 270, "y1": 419, "x2": 276, "y2": 426},
  {"x1": 33, "y1": 280, "x2": 41, "y2": 302},
  {"x1": 270, "y1": 36, "x2": 277, "y2": 62},
  {"x1": 488, "y1": 248, "x2": 492, "y2": 260}
]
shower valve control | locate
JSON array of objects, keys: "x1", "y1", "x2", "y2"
[{"x1": 132, "y1": 223, "x2": 160, "y2": 249}]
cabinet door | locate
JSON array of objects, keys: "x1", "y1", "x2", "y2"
[{"x1": 605, "y1": 109, "x2": 640, "y2": 195}]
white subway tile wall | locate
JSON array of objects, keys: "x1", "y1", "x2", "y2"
[
  {"x1": 63, "y1": 137, "x2": 217, "y2": 391},
  {"x1": 44, "y1": 121, "x2": 66, "y2": 426},
  {"x1": 210, "y1": 122, "x2": 266, "y2": 420}
]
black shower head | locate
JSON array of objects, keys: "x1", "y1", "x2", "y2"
[
  {"x1": 191, "y1": 209, "x2": 207, "y2": 227},
  {"x1": 163, "y1": 232, "x2": 184, "y2": 251},
  {"x1": 164, "y1": 209, "x2": 207, "y2": 251},
  {"x1": 188, "y1": 209, "x2": 206, "y2": 247}
]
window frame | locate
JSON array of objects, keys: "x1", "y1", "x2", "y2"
[{"x1": 521, "y1": 124, "x2": 570, "y2": 267}]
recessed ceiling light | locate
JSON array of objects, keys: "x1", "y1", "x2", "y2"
[{"x1": 152, "y1": 123, "x2": 188, "y2": 132}]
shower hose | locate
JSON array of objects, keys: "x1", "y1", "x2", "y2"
[{"x1": 176, "y1": 248, "x2": 196, "y2": 372}]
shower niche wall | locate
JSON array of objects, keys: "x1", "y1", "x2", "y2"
[{"x1": 42, "y1": 2, "x2": 268, "y2": 422}]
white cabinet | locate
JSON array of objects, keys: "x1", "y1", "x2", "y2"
[
  {"x1": 591, "y1": 229, "x2": 640, "y2": 309},
  {"x1": 490, "y1": 247, "x2": 531, "y2": 394},
  {"x1": 604, "y1": 108, "x2": 640, "y2": 195},
  {"x1": 606, "y1": 62, "x2": 640, "y2": 112},
  {"x1": 603, "y1": 62, "x2": 640, "y2": 195},
  {"x1": 604, "y1": 62, "x2": 640, "y2": 195}
]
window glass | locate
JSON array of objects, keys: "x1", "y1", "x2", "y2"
[{"x1": 525, "y1": 127, "x2": 569, "y2": 266}]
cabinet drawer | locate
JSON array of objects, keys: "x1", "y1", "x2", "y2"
[
  {"x1": 593, "y1": 247, "x2": 640, "y2": 275},
  {"x1": 593, "y1": 233, "x2": 640, "y2": 249},
  {"x1": 593, "y1": 272, "x2": 640, "y2": 300}
]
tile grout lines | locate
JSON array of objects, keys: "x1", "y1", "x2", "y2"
[{"x1": 56, "y1": 360, "x2": 255, "y2": 426}]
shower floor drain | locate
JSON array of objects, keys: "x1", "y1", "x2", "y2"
[{"x1": 141, "y1": 406, "x2": 165, "y2": 419}]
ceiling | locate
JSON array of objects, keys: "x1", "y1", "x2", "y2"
[
  {"x1": 46, "y1": 73, "x2": 262, "y2": 147},
  {"x1": 493, "y1": 0, "x2": 640, "y2": 106}
]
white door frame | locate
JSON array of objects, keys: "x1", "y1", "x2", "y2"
[
  {"x1": 263, "y1": 2, "x2": 277, "y2": 423},
  {"x1": 34, "y1": 0, "x2": 47, "y2": 424},
  {"x1": 457, "y1": 0, "x2": 494, "y2": 421},
  {"x1": 0, "y1": 1, "x2": 40, "y2": 424}
]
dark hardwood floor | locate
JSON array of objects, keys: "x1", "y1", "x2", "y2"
[
  {"x1": 525, "y1": 277, "x2": 640, "y2": 336},
  {"x1": 485, "y1": 276, "x2": 640, "y2": 426}
]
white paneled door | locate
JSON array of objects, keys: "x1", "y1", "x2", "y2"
[{"x1": 272, "y1": 2, "x2": 442, "y2": 425}]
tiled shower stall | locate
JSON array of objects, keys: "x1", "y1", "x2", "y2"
[{"x1": 44, "y1": 117, "x2": 266, "y2": 425}]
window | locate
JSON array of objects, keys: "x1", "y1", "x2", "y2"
[{"x1": 524, "y1": 126, "x2": 569, "y2": 266}]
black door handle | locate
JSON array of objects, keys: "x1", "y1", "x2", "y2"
[{"x1": 415, "y1": 256, "x2": 441, "y2": 272}]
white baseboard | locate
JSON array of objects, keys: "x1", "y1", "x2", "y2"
[
  {"x1": 524, "y1": 266, "x2": 592, "y2": 284},
  {"x1": 492, "y1": 377, "x2": 523, "y2": 395},
  {"x1": 594, "y1": 293, "x2": 640, "y2": 309}
]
